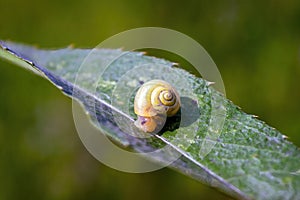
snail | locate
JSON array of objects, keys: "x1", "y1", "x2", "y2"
[{"x1": 134, "y1": 80, "x2": 181, "y2": 133}]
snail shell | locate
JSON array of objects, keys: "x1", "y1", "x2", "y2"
[{"x1": 134, "y1": 80, "x2": 181, "y2": 133}]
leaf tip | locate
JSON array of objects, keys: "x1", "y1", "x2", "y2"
[
  {"x1": 282, "y1": 134, "x2": 289, "y2": 139},
  {"x1": 68, "y1": 44, "x2": 75, "y2": 49},
  {"x1": 137, "y1": 51, "x2": 146, "y2": 56},
  {"x1": 207, "y1": 81, "x2": 215, "y2": 86}
]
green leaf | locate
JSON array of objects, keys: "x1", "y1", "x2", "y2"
[{"x1": 1, "y1": 41, "x2": 300, "y2": 200}]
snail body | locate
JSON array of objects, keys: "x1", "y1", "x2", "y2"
[{"x1": 134, "y1": 80, "x2": 180, "y2": 133}]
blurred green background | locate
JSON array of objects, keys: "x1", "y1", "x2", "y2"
[{"x1": 0, "y1": 0, "x2": 300, "y2": 199}]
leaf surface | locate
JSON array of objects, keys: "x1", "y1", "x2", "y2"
[{"x1": 1, "y1": 41, "x2": 299, "y2": 200}]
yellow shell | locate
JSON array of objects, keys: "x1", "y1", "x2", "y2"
[{"x1": 134, "y1": 80, "x2": 180, "y2": 133}]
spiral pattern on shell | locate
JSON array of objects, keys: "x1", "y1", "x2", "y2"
[{"x1": 134, "y1": 80, "x2": 180, "y2": 133}]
